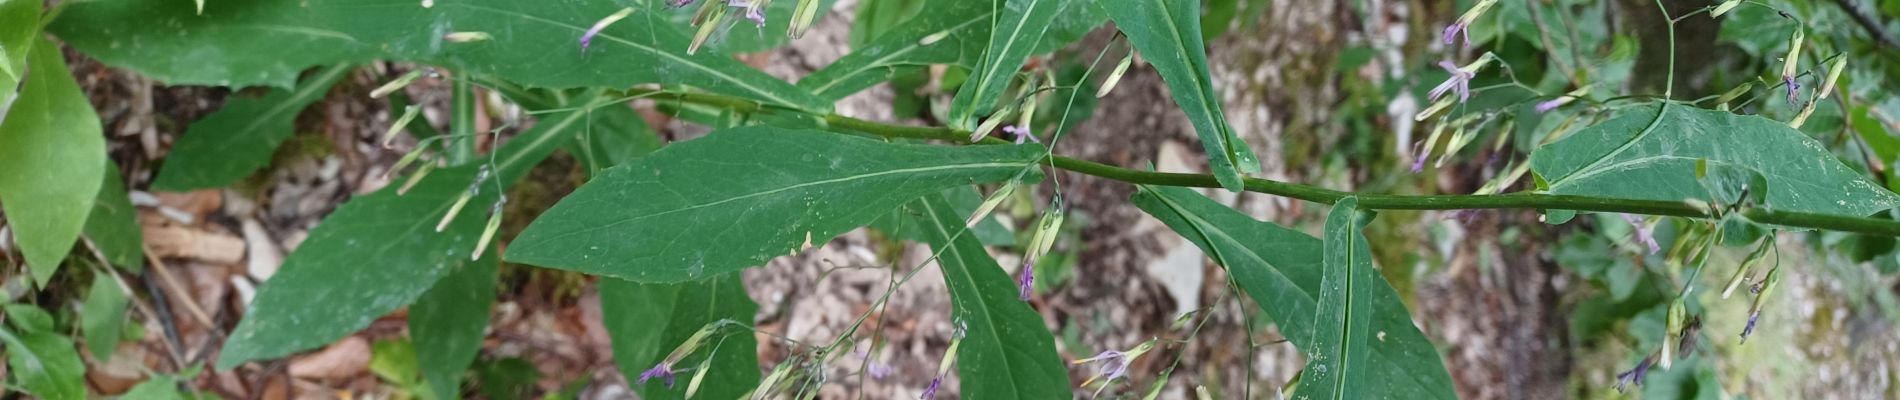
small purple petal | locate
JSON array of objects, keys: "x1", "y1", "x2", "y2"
[
  {"x1": 869, "y1": 362, "x2": 894, "y2": 379},
  {"x1": 1411, "y1": 150, "x2": 1429, "y2": 173},
  {"x1": 1740, "y1": 311, "x2": 1760, "y2": 343},
  {"x1": 1017, "y1": 263, "x2": 1035, "y2": 301},
  {"x1": 1614, "y1": 356, "x2": 1654, "y2": 392},
  {"x1": 637, "y1": 362, "x2": 676, "y2": 387},
  {"x1": 1535, "y1": 98, "x2": 1568, "y2": 113},
  {"x1": 921, "y1": 377, "x2": 942, "y2": 399},
  {"x1": 1441, "y1": 23, "x2": 1466, "y2": 46},
  {"x1": 1785, "y1": 77, "x2": 1801, "y2": 104},
  {"x1": 1620, "y1": 214, "x2": 1660, "y2": 254},
  {"x1": 668, "y1": 0, "x2": 696, "y2": 7}
]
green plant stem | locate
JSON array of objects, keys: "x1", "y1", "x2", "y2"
[{"x1": 612, "y1": 88, "x2": 1900, "y2": 236}]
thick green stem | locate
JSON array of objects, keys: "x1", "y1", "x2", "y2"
[{"x1": 613, "y1": 88, "x2": 1900, "y2": 236}]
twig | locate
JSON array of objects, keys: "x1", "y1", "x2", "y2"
[{"x1": 143, "y1": 246, "x2": 223, "y2": 337}]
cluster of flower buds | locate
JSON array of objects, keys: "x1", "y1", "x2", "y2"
[
  {"x1": 637, "y1": 319, "x2": 739, "y2": 390},
  {"x1": 1741, "y1": 265, "x2": 1782, "y2": 343},
  {"x1": 1410, "y1": 111, "x2": 1483, "y2": 173},
  {"x1": 972, "y1": 74, "x2": 1051, "y2": 144},
  {"x1": 1019, "y1": 200, "x2": 1065, "y2": 301},
  {"x1": 1721, "y1": 238, "x2": 1774, "y2": 299}
]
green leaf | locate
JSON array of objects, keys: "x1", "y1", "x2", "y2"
[
  {"x1": 946, "y1": 0, "x2": 1064, "y2": 129},
  {"x1": 599, "y1": 274, "x2": 758, "y2": 400},
  {"x1": 655, "y1": 0, "x2": 837, "y2": 54},
  {"x1": 151, "y1": 65, "x2": 350, "y2": 191},
  {"x1": 217, "y1": 105, "x2": 595, "y2": 369},
  {"x1": 1531, "y1": 103, "x2": 1900, "y2": 218},
  {"x1": 5, "y1": 304, "x2": 54, "y2": 333},
  {"x1": 0, "y1": 326, "x2": 86, "y2": 400},
  {"x1": 369, "y1": 339, "x2": 422, "y2": 388},
  {"x1": 1300, "y1": 197, "x2": 1378, "y2": 400},
  {"x1": 1096, "y1": 0, "x2": 1257, "y2": 192},
  {"x1": 85, "y1": 163, "x2": 145, "y2": 271},
  {"x1": 83, "y1": 273, "x2": 132, "y2": 362},
  {"x1": 1129, "y1": 186, "x2": 1456, "y2": 400},
  {"x1": 798, "y1": 0, "x2": 991, "y2": 100},
  {"x1": 0, "y1": 37, "x2": 107, "y2": 286},
  {"x1": 0, "y1": 0, "x2": 38, "y2": 106},
  {"x1": 506, "y1": 127, "x2": 1044, "y2": 283},
  {"x1": 52, "y1": 0, "x2": 827, "y2": 110},
  {"x1": 409, "y1": 253, "x2": 496, "y2": 399},
  {"x1": 121, "y1": 375, "x2": 188, "y2": 400},
  {"x1": 905, "y1": 194, "x2": 1067, "y2": 399}
]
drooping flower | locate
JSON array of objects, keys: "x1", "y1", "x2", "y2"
[
  {"x1": 1017, "y1": 260, "x2": 1035, "y2": 301},
  {"x1": 1620, "y1": 214, "x2": 1659, "y2": 254},
  {"x1": 1074, "y1": 339, "x2": 1156, "y2": 390},
  {"x1": 1535, "y1": 86, "x2": 1590, "y2": 113},
  {"x1": 580, "y1": 8, "x2": 637, "y2": 53},
  {"x1": 669, "y1": 0, "x2": 696, "y2": 7},
  {"x1": 1003, "y1": 125, "x2": 1039, "y2": 144},
  {"x1": 638, "y1": 362, "x2": 679, "y2": 387},
  {"x1": 920, "y1": 377, "x2": 943, "y2": 399},
  {"x1": 1429, "y1": 61, "x2": 1475, "y2": 103},
  {"x1": 1780, "y1": 30, "x2": 1805, "y2": 105},
  {"x1": 727, "y1": 0, "x2": 767, "y2": 27},
  {"x1": 1614, "y1": 354, "x2": 1656, "y2": 392},
  {"x1": 1441, "y1": 0, "x2": 1498, "y2": 47},
  {"x1": 1740, "y1": 311, "x2": 1761, "y2": 342},
  {"x1": 1784, "y1": 77, "x2": 1802, "y2": 105}
]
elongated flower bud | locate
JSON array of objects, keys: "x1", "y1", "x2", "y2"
[
  {"x1": 1741, "y1": 266, "x2": 1782, "y2": 343},
  {"x1": 1818, "y1": 56, "x2": 1847, "y2": 99},
  {"x1": 1782, "y1": 30, "x2": 1804, "y2": 80},
  {"x1": 1097, "y1": 52, "x2": 1135, "y2": 98},
  {"x1": 437, "y1": 192, "x2": 473, "y2": 232},
  {"x1": 581, "y1": 7, "x2": 637, "y2": 53},
  {"x1": 1790, "y1": 96, "x2": 1819, "y2": 128},
  {"x1": 690, "y1": 6, "x2": 729, "y2": 55},
  {"x1": 967, "y1": 183, "x2": 1016, "y2": 228},
  {"x1": 383, "y1": 105, "x2": 421, "y2": 148},
  {"x1": 789, "y1": 0, "x2": 822, "y2": 38},
  {"x1": 384, "y1": 148, "x2": 427, "y2": 181},
  {"x1": 370, "y1": 70, "x2": 425, "y2": 99},
  {"x1": 471, "y1": 197, "x2": 506, "y2": 260},
  {"x1": 398, "y1": 162, "x2": 436, "y2": 195},
  {"x1": 1714, "y1": 82, "x2": 1753, "y2": 110},
  {"x1": 684, "y1": 356, "x2": 714, "y2": 399},
  {"x1": 971, "y1": 104, "x2": 1017, "y2": 142},
  {"x1": 1711, "y1": 0, "x2": 1743, "y2": 17},
  {"x1": 1722, "y1": 239, "x2": 1773, "y2": 299},
  {"x1": 1663, "y1": 299, "x2": 1685, "y2": 368},
  {"x1": 443, "y1": 32, "x2": 492, "y2": 43}
]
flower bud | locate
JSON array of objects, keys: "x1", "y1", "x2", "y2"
[
  {"x1": 436, "y1": 192, "x2": 474, "y2": 232},
  {"x1": 370, "y1": 70, "x2": 425, "y2": 99},
  {"x1": 789, "y1": 0, "x2": 822, "y2": 38},
  {"x1": 684, "y1": 356, "x2": 714, "y2": 399},
  {"x1": 1722, "y1": 239, "x2": 1773, "y2": 299},
  {"x1": 1097, "y1": 52, "x2": 1135, "y2": 98},
  {"x1": 398, "y1": 162, "x2": 436, "y2": 195},
  {"x1": 1711, "y1": 0, "x2": 1743, "y2": 17},
  {"x1": 1663, "y1": 299, "x2": 1685, "y2": 368},
  {"x1": 967, "y1": 183, "x2": 1016, "y2": 228},
  {"x1": 690, "y1": 6, "x2": 729, "y2": 55},
  {"x1": 1782, "y1": 30, "x2": 1804, "y2": 80},
  {"x1": 1818, "y1": 56, "x2": 1847, "y2": 99},
  {"x1": 383, "y1": 105, "x2": 421, "y2": 148},
  {"x1": 443, "y1": 32, "x2": 492, "y2": 43}
]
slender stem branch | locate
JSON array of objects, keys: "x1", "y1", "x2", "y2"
[{"x1": 612, "y1": 88, "x2": 1900, "y2": 236}]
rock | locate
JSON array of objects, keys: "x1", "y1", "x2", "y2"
[{"x1": 288, "y1": 336, "x2": 372, "y2": 380}]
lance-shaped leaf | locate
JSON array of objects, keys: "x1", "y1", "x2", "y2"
[
  {"x1": 410, "y1": 254, "x2": 496, "y2": 399},
  {"x1": 907, "y1": 194, "x2": 1068, "y2": 399},
  {"x1": 1097, "y1": 0, "x2": 1257, "y2": 192},
  {"x1": 218, "y1": 105, "x2": 595, "y2": 368},
  {"x1": 870, "y1": 186, "x2": 1016, "y2": 246},
  {"x1": 505, "y1": 127, "x2": 1043, "y2": 283},
  {"x1": 152, "y1": 65, "x2": 350, "y2": 191},
  {"x1": 800, "y1": 0, "x2": 1100, "y2": 102},
  {"x1": 1300, "y1": 198, "x2": 1378, "y2": 399},
  {"x1": 85, "y1": 163, "x2": 145, "y2": 271},
  {"x1": 945, "y1": 0, "x2": 1064, "y2": 129},
  {"x1": 599, "y1": 274, "x2": 759, "y2": 400},
  {"x1": 1130, "y1": 186, "x2": 1456, "y2": 399},
  {"x1": 2, "y1": 307, "x2": 86, "y2": 400},
  {"x1": 0, "y1": 37, "x2": 106, "y2": 286},
  {"x1": 1532, "y1": 103, "x2": 1900, "y2": 217},
  {"x1": 52, "y1": 0, "x2": 826, "y2": 110}
]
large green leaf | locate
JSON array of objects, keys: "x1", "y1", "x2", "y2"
[
  {"x1": 217, "y1": 104, "x2": 595, "y2": 368},
  {"x1": 1300, "y1": 198, "x2": 1378, "y2": 399},
  {"x1": 1, "y1": 307, "x2": 86, "y2": 400},
  {"x1": 52, "y1": 0, "x2": 827, "y2": 110},
  {"x1": 506, "y1": 127, "x2": 1044, "y2": 283},
  {"x1": 599, "y1": 274, "x2": 759, "y2": 400},
  {"x1": 82, "y1": 273, "x2": 132, "y2": 362},
  {"x1": 1531, "y1": 103, "x2": 1900, "y2": 218},
  {"x1": 1096, "y1": 0, "x2": 1257, "y2": 192},
  {"x1": 0, "y1": 37, "x2": 106, "y2": 286},
  {"x1": 0, "y1": 0, "x2": 37, "y2": 108},
  {"x1": 907, "y1": 194, "x2": 1068, "y2": 399},
  {"x1": 1130, "y1": 186, "x2": 1456, "y2": 400},
  {"x1": 945, "y1": 0, "x2": 1063, "y2": 129},
  {"x1": 85, "y1": 163, "x2": 144, "y2": 271},
  {"x1": 409, "y1": 253, "x2": 496, "y2": 399},
  {"x1": 152, "y1": 65, "x2": 350, "y2": 191}
]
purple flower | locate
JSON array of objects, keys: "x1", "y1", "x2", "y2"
[
  {"x1": 1620, "y1": 214, "x2": 1659, "y2": 254},
  {"x1": 1003, "y1": 125, "x2": 1038, "y2": 144},
  {"x1": 1017, "y1": 261, "x2": 1035, "y2": 301},
  {"x1": 1740, "y1": 311, "x2": 1761, "y2": 343},
  {"x1": 669, "y1": 0, "x2": 695, "y2": 7},
  {"x1": 1078, "y1": 350, "x2": 1131, "y2": 385},
  {"x1": 1428, "y1": 60, "x2": 1475, "y2": 103},
  {"x1": 1534, "y1": 97, "x2": 1572, "y2": 113},
  {"x1": 637, "y1": 362, "x2": 677, "y2": 387},
  {"x1": 1411, "y1": 149, "x2": 1430, "y2": 173},
  {"x1": 728, "y1": 0, "x2": 766, "y2": 27},
  {"x1": 1614, "y1": 355, "x2": 1655, "y2": 392},
  {"x1": 1784, "y1": 76, "x2": 1802, "y2": 105},
  {"x1": 580, "y1": 8, "x2": 636, "y2": 54},
  {"x1": 921, "y1": 376, "x2": 942, "y2": 399},
  {"x1": 1442, "y1": 22, "x2": 1470, "y2": 47},
  {"x1": 869, "y1": 362, "x2": 894, "y2": 379}
]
